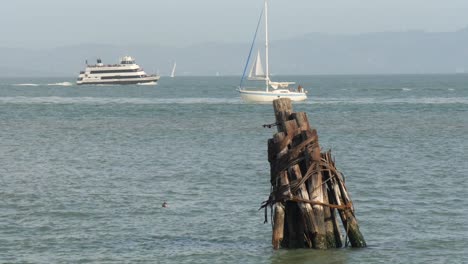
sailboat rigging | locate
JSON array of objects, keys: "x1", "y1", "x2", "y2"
[{"x1": 238, "y1": 0, "x2": 307, "y2": 102}]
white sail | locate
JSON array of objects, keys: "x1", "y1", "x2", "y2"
[
  {"x1": 170, "y1": 61, "x2": 176, "y2": 78},
  {"x1": 248, "y1": 51, "x2": 267, "y2": 80}
]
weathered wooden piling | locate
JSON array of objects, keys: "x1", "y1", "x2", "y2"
[{"x1": 262, "y1": 98, "x2": 366, "y2": 249}]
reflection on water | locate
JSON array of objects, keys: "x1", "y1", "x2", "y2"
[{"x1": 271, "y1": 248, "x2": 349, "y2": 264}]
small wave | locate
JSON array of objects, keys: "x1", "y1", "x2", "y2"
[
  {"x1": 401, "y1": 88, "x2": 412, "y2": 91},
  {"x1": 1, "y1": 96, "x2": 467, "y2": 105},
  {"x1": 137, "y1": 82, "x2": 158, "y2": 86},
  {"x1": 13, "y1": 83, "x2": 40, "y2": 87},
  {"x1": 448, "y1": 88, "x2": 455, "y2": 91},
  {"x1": 0, "y1": 96, "x2": 242, "y2": 105},
  {"x1": 310, "y1": 97, "x2": 468, "y2": 105},
  {"x1": 47, "y1": 82, "x2": 73, "y2": 86}
]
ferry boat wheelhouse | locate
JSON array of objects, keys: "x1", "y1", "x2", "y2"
[{"x1": 76, "y1": 56, "x2": 160, "y2": 85}]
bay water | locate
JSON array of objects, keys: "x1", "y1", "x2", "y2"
[{"x1": 0, "y1": 75, "x2": 467, "y2": 263}]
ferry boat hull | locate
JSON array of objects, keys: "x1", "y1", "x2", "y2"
[
  {"x1": 76, "y1": 75, "x2": 160, "y2": 85},
  {"x1": 76, "y1": 56, "x2": 160, "y2": 86}
]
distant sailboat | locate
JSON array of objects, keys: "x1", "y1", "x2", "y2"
[
  {"x1": 238, "y1": 0, "x2": 307, "y2": 102},
  {"x1": 170, "y1": 61, "x2": 176, "y2": 78}
]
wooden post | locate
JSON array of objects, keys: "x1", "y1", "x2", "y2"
[
  {"x1": 265, "y1": 98, "x2": 366, "y2": 250},
  {"x1": 320, "y1": 152, "x2": 341, "y2": 248},
  {"x1": 271, "y1": 99, "x2": 319, "y2": 248},
  {"x1": 306, "y1": 132, "x2": 327, "y2": 249},
  {"x1": 326, "y1": 152, "x2": 366, "y2": 248},
  {"x1": 284, "y1": 201, "x2": 305, "y2": 248},
  {"x1": 269, "y1": 132, "x2": 291, "y2": 249},
  {"x1": 272, "y1": 202, "x2": 285, "y2": 249},
  {"x1": 335, "y1": 172, "x2": 367, "y2": 248}
]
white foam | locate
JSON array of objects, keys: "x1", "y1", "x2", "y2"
[
  {"x1": 401, "y1": 88, "x2": 412, "y2": 91},
  {"x1": 137, "y1": 82, "x2": 158, "y2": 86},
  {"x1": 13, "y1": 83, "x2": 40, "y2": 87},
  {"x1": 47, "y1": 82, "x2": 73, "y2": 86}
]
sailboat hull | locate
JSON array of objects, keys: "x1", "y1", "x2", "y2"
[
  {"x1": 239, "y1": 1, "x2": 309, "y2": 104},
  {"x1": 239, "y1": 89, "x2": 307, "y2": 102}
]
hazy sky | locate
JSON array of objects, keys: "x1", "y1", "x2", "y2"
[{"x1": 2, "y1": 0, "x2": 468, "y2": 48}]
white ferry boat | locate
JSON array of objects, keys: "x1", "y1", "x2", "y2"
[{"x1": 76, "y1": 56, "x2": 160, "y2": 85}]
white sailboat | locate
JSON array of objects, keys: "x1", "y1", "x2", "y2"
[
  {"x1": 170, "y1": 61, "x2": 176, "y2": 78},
  {"x1": 238, "y1": 0, "x2": 307, "y2": 102}
]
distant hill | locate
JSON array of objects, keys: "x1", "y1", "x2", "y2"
[{"x1": 2, "y1": 27, "x2": 468, "y2": 77}]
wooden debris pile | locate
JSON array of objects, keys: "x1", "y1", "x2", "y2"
[{"x1": 261, "y1": 98, "x2": 366, "y2": 249}]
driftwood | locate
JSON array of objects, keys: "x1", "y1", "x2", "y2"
[{"x1": 262, "y1": 98, "x2": 366, "y2": 249}]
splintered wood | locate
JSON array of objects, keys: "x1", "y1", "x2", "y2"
[{"x1": 262, "y1": 98, "x2": 366, "y2": 249}]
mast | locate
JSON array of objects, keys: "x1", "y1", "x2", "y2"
[{"x1": 264, "y1": 0, "x2": 269, "y2": 92}]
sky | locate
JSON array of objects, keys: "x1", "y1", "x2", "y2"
[{"x1": 2, "y1": 0, "x2": 468, "y2": 49}]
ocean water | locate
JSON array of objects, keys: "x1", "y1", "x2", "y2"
[{"x1": 0, "y1": 75, "x2": 467, "y2": 263}]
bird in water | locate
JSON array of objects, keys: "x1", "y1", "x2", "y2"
[{"x1": 162, "y1": 201, "x2": 168, "y2": 208}]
